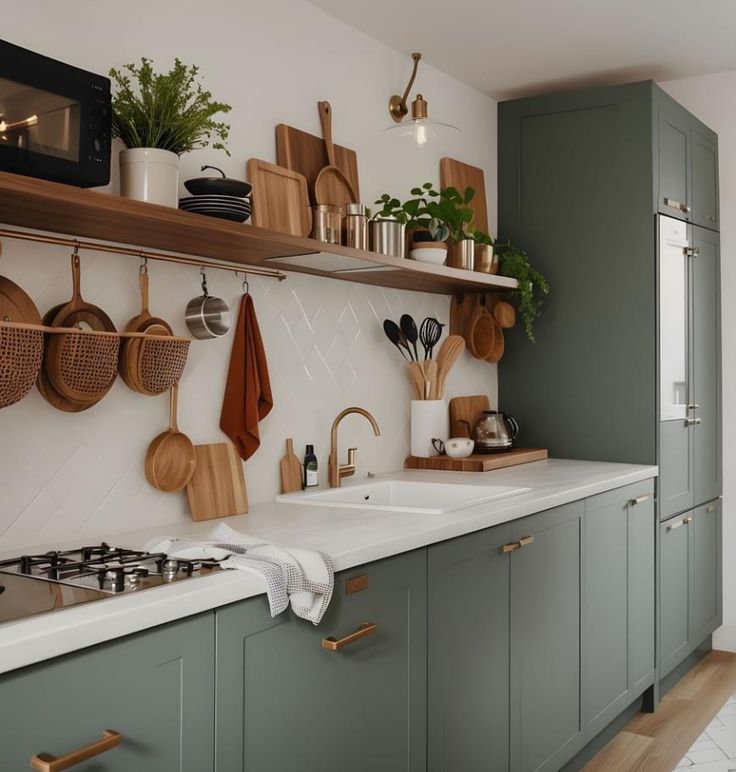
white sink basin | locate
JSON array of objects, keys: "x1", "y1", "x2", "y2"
[{"x1": 277, "y1": 479, "x2": 531, "y2": 515}]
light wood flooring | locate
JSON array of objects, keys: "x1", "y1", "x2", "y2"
[{"x1": 585, "y1": 651, "x2": 736, "y2": 771}]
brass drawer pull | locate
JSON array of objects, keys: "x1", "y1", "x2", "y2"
[
  {"x1": 664, "y1": 197, "x2": 683, "y2": 211},
  {"x1": 31, "y1": 730, "x2": 122, "y2": 771},
  {"x1": 667, "y1": 515, "x2": 692, "y2": 531},
  {"x1": 684, "y1": 418, "x2": 702, "y2": 426},
  {"x1": 687, "y1": 404, "x2": 700, "y2": 410},
  {"x1": 629, "y1": 495, "x2": 651, "y2": 505},
  {"x1": 500, "y1": 535, "x2": 534, "y2": 554},
  {"x1": 322, "y1": 622, "x2": 377, "y2": 651}
]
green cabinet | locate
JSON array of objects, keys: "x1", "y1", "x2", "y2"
[
  {"x1": 585, "y1": 481, "x2": 655, "y2": 738},
  {"x1": 510, "y1": 501, "x2": 585, "y2": 772},
  {"x1": 0, "y1": 613, "x2": 215, "y2": 771},
  {"x1": 692, "y1": 127, "x2": 719, "y2": 229},
  {"x1": 660, "y1": 500, "x2": 722, "y2": 678},
  {"x1": 428, "y1": 523, "x2": 513, "y2": 771},
  {"x1": 215, "y1": 550, "x2": 427, "y2": 772}
]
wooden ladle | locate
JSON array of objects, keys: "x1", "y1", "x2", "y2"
[
  {"x1": 145, "y1": 384, "x2": 197, "y2": 493},
  {"x1": 314, "y1": 101, "x2": 357, "y2": 206}
]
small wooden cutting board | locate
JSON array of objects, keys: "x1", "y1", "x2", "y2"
[
  {"x1": 449, "y1": 394, "x2": 491, "y2": 438},
  {"x1": 279, "y1": 438, "x2": 303, "y2": 494},
  {"x1": 440, "y1": 157, "x2": 489, "y2": 234},
  {"x1": 246, "y1": 159, "x2": 312, "y2": 236},
  {"x1": 405, "y1": 448, "x2": 548, "y2": 472},
  {"x1": 187, "y1": 442, "x2": 248, "y2": 521}
]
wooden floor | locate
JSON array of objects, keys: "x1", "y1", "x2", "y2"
[{"x1": 585, "y1": 651, "x2": 736, "y2": 772}]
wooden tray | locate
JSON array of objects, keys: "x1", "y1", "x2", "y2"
[{"x1": 404, "y1": 447, "x2": 548, "y2": 472}]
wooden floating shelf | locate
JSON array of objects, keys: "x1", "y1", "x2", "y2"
[{"x1": 0, "y1": 172, "x2": 518, "y2": 295}]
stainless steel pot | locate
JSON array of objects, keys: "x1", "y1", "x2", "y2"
[
  {"x1": 370, "y1": 217, "x2": 406, "y2": 259},
  {"x1": 185, "y1": 271, "x2": 232, "y2": 339}
]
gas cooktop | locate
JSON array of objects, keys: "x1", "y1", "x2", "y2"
[{"x1": 0, "y1": 543, "x2": 221, "y2": 625}]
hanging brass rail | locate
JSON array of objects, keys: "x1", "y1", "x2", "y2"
[{"x1": 0, "y1": 226, "x2": 287, "y2": 281}]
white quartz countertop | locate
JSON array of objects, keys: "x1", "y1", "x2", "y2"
[{"x1": 0, "y1": 459, "x2": 656, "y2": 674}]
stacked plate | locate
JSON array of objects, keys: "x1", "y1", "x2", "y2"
[{"x1": 178, "y1": 194, "x2": 252, "y2": 223}]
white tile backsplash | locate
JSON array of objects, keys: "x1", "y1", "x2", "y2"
[{"x1": 0, "y1": 236, "x2": 497, "y2": 550}]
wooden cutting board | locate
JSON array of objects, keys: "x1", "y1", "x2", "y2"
[
  {"x1": 276, "y1": 124, "x2": 360, "y2": 205},
  {"x1": 246, "y1": 159, "x2": 312, "y2": 236},
  {"x1": 449, "y1": 394, "x2": 491, "y2": 438},
  {"x1": 279, "y1": 438, "x2": 303, "y2": 494},
  {"x1": 405, "y1": 448, "x2": 548, "y2": 472},
  {"x1": 187, "y1": 442, "x2": 248, "y2": 521},
  {"x1": 440, "y1": 158, "x2": 489, "y2": 235}
]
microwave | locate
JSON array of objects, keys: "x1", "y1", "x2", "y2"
[{"x1": 0, "y1": 39, "x2": 111, "y2": 187}]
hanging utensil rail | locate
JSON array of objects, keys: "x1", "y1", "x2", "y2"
[{"x1": 0, "y1": 226, "x2": 287, "y2": 282}]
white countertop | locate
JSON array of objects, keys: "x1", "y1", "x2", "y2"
[{"x1": 0, "y1": 459, "x2": 656, "y2": 674}]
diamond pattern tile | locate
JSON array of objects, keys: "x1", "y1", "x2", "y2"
[{"x1": 0, "y1": 240, "x2": 497, "y2": 551}]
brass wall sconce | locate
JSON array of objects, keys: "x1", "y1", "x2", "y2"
[{"x1": 385, "y1": 52, "x2": 461, "y2": 146}]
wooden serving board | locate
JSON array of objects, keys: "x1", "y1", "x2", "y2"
[
  {"x1": 276, "y1": 123, "x2": 360, "y2": 205},
  {"x1": 405, "y1": 448, "x2": 548, "y2": 472},
  {"x1": 187, "y1": 442, "x2": 248, "y2": 521},
  {"x1": 246, "y1": 159, "x2": 312, "y2": 237},
  {"x1": 440, "y1": 157, "x2": 489, "y2": 235},
  {"x1": 449, "y1": 394, "x2": 491, "y2": 438}
]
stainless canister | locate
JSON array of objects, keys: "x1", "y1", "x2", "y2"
[
  {"x1": 370, "y1": 217, "x2": 406, "y2": 259},
  {"x1": 311, "y1": 204, "x2": 342, "y2": 245},
  {"x1": 344, "y1": 203, "x2": 368, "y2": 250}
]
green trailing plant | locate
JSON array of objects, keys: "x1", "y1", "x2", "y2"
[
  {"x1": 494, "y1": 241, "x2": 550, "y2": 342},
  {"x1": 109, "y1": 58, "x2": 232, "y2": 155}
]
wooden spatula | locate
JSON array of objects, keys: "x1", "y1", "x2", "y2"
[
  {"x1": 436, "y1": 335, "x2": 465, "y2": 397},
  {"x1": 279, "y1": 438, "x2": 303, "y2": 493},
  {"x1": 314, "y1": 101, "x2": 357, "y2": 206}
]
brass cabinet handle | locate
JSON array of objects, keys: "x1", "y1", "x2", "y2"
[
  {"x1": 667, "y1": 515, "x2": 692, "y2": 531},
  {"x1": 705, "y1": 214, "x2": 717, "y2": 222},
  {"x1": 629, "y1": 494, "x2": 651, "y2": 506},
  {"x1": 681, "y1": 204, "x2": 692, "y2": 214},
  {"x1": 664, "y1": 197, "x2": 683, "y2": 211},
  {"x1": 684, "y1": 418, "x2": 702, "y2": 426},
  {"x1": 322, "y1": 622, "x2": 377, "y2": 651},
  {"x1": 687, "y1": 404, "x2": 701, "y2": 410},
  {"x1": 684, "y1": 246, "x2": 699, "y2": 257},
  {"x1": 31, "y1": 730, "x2": 122, "y2": 771},
  {"x1": 706, "y1": 505, "x2": 716, "y2": 512},
  {"x1": 500, "y1": 535, "x2": 534, "y2": 554}
]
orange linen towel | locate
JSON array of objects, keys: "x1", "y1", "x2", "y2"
[{"x1": 220, "y1": 294, "x2": 273, "y2": 460}]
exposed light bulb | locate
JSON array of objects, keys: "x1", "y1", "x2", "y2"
[
  {"x1": 414, "y1": 122, "x2": 428, "y2": 147},
  {"x1": 0, "y1": 121, "x2": 6, "y2": 133}
]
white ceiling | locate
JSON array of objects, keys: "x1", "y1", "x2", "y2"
[{"x1": 309, "y1": 0, "x2": 736, "y2": 99}]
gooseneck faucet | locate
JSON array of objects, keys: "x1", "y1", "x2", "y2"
[{"x1": 328, "y1": 407, "x2": 381, "y2": 488}]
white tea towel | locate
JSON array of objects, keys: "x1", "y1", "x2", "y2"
[{"x1": 145, "y1": 523, "x2": 334, "y2": 625}]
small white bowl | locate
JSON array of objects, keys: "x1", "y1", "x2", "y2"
[
  {"x1": 410, "y1": 247, "x2": 448, "y2": 265},
  {"x1": 445, "y1": 437, "x2": 475, "y2": 458}
]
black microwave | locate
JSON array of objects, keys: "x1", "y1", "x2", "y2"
[{"x1": 0, "y1": 39, "x2": 111, "y2": 187}]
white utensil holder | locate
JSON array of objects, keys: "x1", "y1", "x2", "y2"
[{"x1": 411, "y1": 400, "x2": 447, "y2": 457}]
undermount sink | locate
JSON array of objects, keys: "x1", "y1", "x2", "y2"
[{"x1": 277, "y1": 479, "x2": 531, "y2": 515}]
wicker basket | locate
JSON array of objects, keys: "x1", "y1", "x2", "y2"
[
  {"x1": 120, "y1": 332, "x2": 190, "y2": 396},
  {"x1": 45, "y1": 329, "x2": 120, "y2": 404},
  {"x1": 0, "y1": 322, "x2": 45, "y2": 409}
]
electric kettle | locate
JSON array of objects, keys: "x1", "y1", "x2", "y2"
[{"x1": 461, "y1": 410, "x2": 520, "y2": 452}]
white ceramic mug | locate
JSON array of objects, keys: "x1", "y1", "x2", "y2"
[{"x1": 411, "y1": 400, "x2": 447, "y2": 457}]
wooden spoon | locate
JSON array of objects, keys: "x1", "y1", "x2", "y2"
[
  {"x1": 314, "y1": 101, "x2": 357, "y2": 206},
  {"x1": 435, "y1": 335, "x2": 465, "y2": 397},
  {"x1": 145, "y1": 384, "x2": 197, "y2": 493},
  {"x1": 408, "y1": 361, "x2": 425, "y2": 400}
]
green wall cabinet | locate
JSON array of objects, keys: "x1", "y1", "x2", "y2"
[
  {"x1": 215, "y1": 550, "x2": 427, "y2": 772},
  {"x1": 428, "y1": 523, "x2": 513, "y2": 771},
  {"x1": 585, "y1": 481, "x2": 655, "y2": 738},
  {"x1": 660, "y1": 499, "x2": 722, "y2": 678},
  {"x1": 0, "y1": 613, "x2": 215, "y2": 771}
]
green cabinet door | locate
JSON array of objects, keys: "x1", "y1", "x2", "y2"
[
  {"x1": 692, "y1": 227, "x2": 722, "y2": 505},
  {"x1": 691, "y1": 500, "x2": 723, "y2": 643},
  {"x1": 656, "y1": 95, "x2": 692, "y2": 221},
  {"x1": 584, "y1": 481, "x2": 655, "y2": 738},
  {"x1": 510, "y1": 501, "x2": 585, "y2": 772},
  {"x1": 215, "y1": 550, "x2": 427, "y2": 772},
  {"x1": 428, "y1": 523, "x2": 513, "y2": 772},
  {"x1": 692, "y1": 127, "x2": 719, "y2": 230},
  {"x1": 660, "y1": 513, "x2": 693, "y2": 677},
  {"x1": 0, "y1": 613, "x2": 215, "y2": 771}
]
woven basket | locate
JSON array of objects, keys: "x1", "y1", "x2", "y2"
[
  {"x1": 0, "y1": 322, "x2": 45, "y2": 409},
  {"x1": 136, "y1": 335, "x2": 190, "y2": 395},
  {"x1": 45, "y1": 329, "x2": 120, "y2": 404}
]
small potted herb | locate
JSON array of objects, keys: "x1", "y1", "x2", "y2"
[{"x1": 110, "y1": 58, "x2": 232, "y2": 207}]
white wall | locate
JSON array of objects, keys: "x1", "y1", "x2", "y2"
[
  {"x1": 660, "y1": 72, "x2": 735, "y2": 651},
  {"x1": 0, "y1": 0, "x2": 499, "y2": 550}
]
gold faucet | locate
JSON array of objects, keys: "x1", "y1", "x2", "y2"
[{"x1": 328, "y1": 407, "x2": 381, "y2": 488}]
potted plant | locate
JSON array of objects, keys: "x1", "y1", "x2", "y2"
[
  {"x1": 110, "y1": 58, "x2": 231, "y2": 207},
  {"x1": 494, "y1": 240, "x2": 550, "y2": 342}
]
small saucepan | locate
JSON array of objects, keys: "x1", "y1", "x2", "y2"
[
  {"x1": 185, "y1": 270, "x2": 232, "y2": 340},
  {"x1": 184, "y1": 165, "x2": 252, "y2": 198}
]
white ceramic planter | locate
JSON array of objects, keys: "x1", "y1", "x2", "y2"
[
  {"x1": 120, "y1": 148, "x2": 179, "y2": 207},
  {"x1": 410, "y1": 400, "x2": 448, "y2": 457}
]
